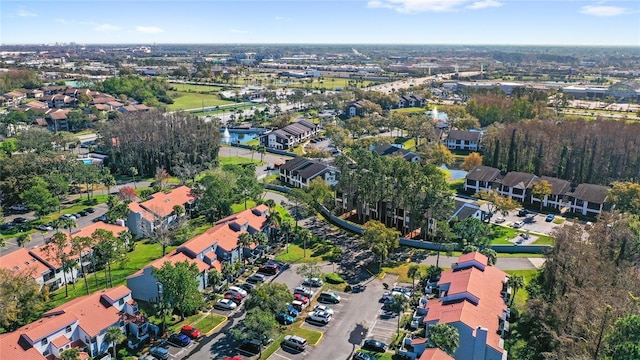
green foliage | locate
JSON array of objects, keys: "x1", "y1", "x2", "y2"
[
  {"x1": 232, "y1": 308, "x2": 277, "y2": 357},
  {"x1": 453, "y1": 217, "x2": 491, "y2": 248},
  {"x1": 100, "y1": 75, "x2": 173, "y2": 104},
  {"x1": 245, "y1": 282, "x2": 293, "y2": 314},
  {"x1": 603, "y1": 314, "x2": 640, "y2": 360},
  {"x1": 153, "y1": 260, "x2": 204, "y2": 319},
  {"x1": 428, "y1": 323, "x2": 460, "y2": 355},
  {"x1": 296, "y1": 262, "x2": 323, "y2": 280},
  {"x1": 21, "y1": 178, "x2": 60, "y2": 218},
  {"x1": 608, "y1": 182, "x2": 640, "y2": 215},
  {"x1": 0, "y1": 268, "x2": 48, "y2": 332},
  {"x1": 324, "y1": 272, "x2": 345, "y2": 284},
  {"x1": 16, "y1": 128, "x2": 54, "y2": 154},
  {"x1": 60, "y1": 348, "x2": 81, "y2": 360}
]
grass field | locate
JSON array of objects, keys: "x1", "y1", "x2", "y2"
[
  {"x1": 168, "y1": 83, "x2": 223, "y2": 93},
  {"x1": 391, "y1": 107, "x2": 425, "y2": 114},
  {"x1": 168, "y1": 91, "x2": 234, "y2": 111},
  {"x1": 231, "y1": 200, "x2": 258, "y2": 213},
  {"x1": 274, "y1": 244, "x2": 323, "y2": 263},
  {"x1": 219, "y1": 156, "x2": 263, "y2": 166},
  {"x1": 504, "y1": 269, "x2": 538, "y2": 309},
  {"x1": 193, "y1": 313, "x2": 227, "y2": 333}
]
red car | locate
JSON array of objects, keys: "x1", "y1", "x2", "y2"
[
  {"x1": 180, "y1": 325, "x2": 201, "y2": 339},
  {"x1": 294, "y1": 293, "x2": 309, "y2": 304},
  {"x1": 225, "y1": 292, "x2": 243, "y2": 305}
]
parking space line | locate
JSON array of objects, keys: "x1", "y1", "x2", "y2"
[{"x1": 272, "y1": 352, "x2": 294, "y2": 360}]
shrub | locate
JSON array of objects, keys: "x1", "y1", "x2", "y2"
[
  {"x1": 344, "y1": 285, "x2": 352, "y2": 292},
  {"x1": 325, "y1": 272, "x2": 345, "y2": 284}
]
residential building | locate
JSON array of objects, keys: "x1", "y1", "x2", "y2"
[
  {"x1": 260, "y1": 118, "x2": 319, "y2": 150},
  {"x1": 346, "y1": 100, "x2": 368, "y2": 117},
  {"x1": 398, "y1": 94, "x2": 425, "y2": 108},
  {"x1": 530, "y1": 176, "x2": 571, "y2": 211},
  {"x1": 46, "y1": 109, "x2": 72, "y2": 131},
  {"x1": 0, "y1": 286, "x2": 156, "y2": 360},
  {"x1": 450, "y1": 199, "x2": 488, "y2": 222},
  {"x1": 279, "y1": 157, "x2": 338, "y2": 188},
  {"x1": 417, "y1": 253, "x2": 510, "y2": 360},
  {"x1": 567, "y1": 183, "x2": 610, "y2": 216},
  {"x1": 127, "y1": 205, "x2": 269, "y2": 301},
  {"x1": 126, "y1": 186, "x2": 195, "y2": 237},
  {"x1": 118, "y1": 104, "x2": 151, "y2": 113},
  {"x1": 372, "y1": 144, "x2": 421, "y2": 162},
  {"x1": 463, "y1": 166, "x2": 501, "y2": 193},
  {"x1": 498, "y1": 172, "x2": 539, "y2": 203},
  {"x1": 0, "y1": 248, "x2": 55, "y2": 290},
  {"x1": 446, "y1": 130, "x2": 482, "y2": 151},
  {"x1": 3, "y1": 90, "x2": 27, "y2": 105}
]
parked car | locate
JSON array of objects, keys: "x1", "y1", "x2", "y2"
[
  {"x1": 0, "y1": 223, "x2": 14, "y2": 230},
  {"x1": 518, "y1": 209, "x2": 530, "y2": 217},
  {"x1": 353, "y1": 352, "x2": 374, "y2": 360},
  {"x1": 227, "y1": 286, "x2": 248, "y2": 297},
  {"x1": 168, "y1": 333, "x2": 191, "y2": 347},
  {"x1": 276, "y1": 312, "x2": 295, "y2": 325},
  {"x1": 293, "y1": 293, "x2": 309, "y2": 304},
  {"x1": 13, "y1": 217, "x2": 27, "y2": 224},
  {"x1": 282, "y1": 335, "x2": 307, "y2": 351},
  {"x1": 265, "y1": 260, "x2": 289, "y2": 270},
  {"x1": 293, "y1": 286, "x2": 314, "y2": 297},
  {"x1": 224, "y1": 293, "x2": 243, "y2": 305},
  {"x1": 61, "y1": 214, "x2": 77, "y2": 220},
  {"x1": 512, "y1": 221, "x2": 524, "y2": 229},
  {"x1": 149, "y1": 346, "x2": 170, "y2": 360},
  {"x1": 318, "y1": 291, "x2": 341, "y2": 304},
  {"x1": 78, "y1": 210, "x2": 89, "y2": 217},
  {"x1": 239, "y1": 283, "x2": 256, "y2": 293},
  {"x1": 9, "y1": 204, "x2": 28, "y2": 212},
  {"x1": 524, "y1": 216, "x2": 536, "y2": 224},
  {"x1": 180, "y1": 325, "x2": 201, "y2": 339},
  {"x1": 215, "y1": 299, "x2": 238, "y2": 310},
  {"x1": 291, "y1": 300, "x2": 307, "y2": 312},
  {"x1": 286, "y1": 304, "x2": 300, "y2": 317},
  {"x1": 86, "y1": 207, "x2": 96, "y2": 213},
  {"x1": 494, "y1": 217, "x2": 506, "y2": 224},
  {"x1": 247, "y1": 273, "x2": 266, "y2": 283},
  {"x1": 545, "y1": 214, "x2": 556, "y2": 222},
  {"x1": 302, "y1": 278, "x2": 324, "y2": 287},
  {"x1": 307, "y1": 310, "x2": 331, "y2": 324},
  {"x1": 313, "y1": 305, "x2": 334, "y2": 316},
  {"x1": 257, "y1": 264, "x2": 278, "y2": 275},
  {"x1": 37, "y1": 224, "x2": 54, "y2": 231},
  {"x1": 363, "y1": 339, "x2": 388, "y2": 353}
]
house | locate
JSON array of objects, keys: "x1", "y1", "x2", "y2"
[
  {"x1": 346, "y1": 100, "x2": 368, "y2": 117},
  {"x1": 3, "y1": 91, "x2": 27, "y2": 105},
  {"x1": 278, "y1": 157, "x2": 338, "y2": 188},
  {"x1": 126, "y1": 205, "x2": 269, "y2": 301},
  {"x1": 567, "y1": 183, "x2": 610, "y2": 216},
  {"x1": 446, "y1": 130, "x2": 482, "y2": 151},
  {"x1": 25, "y1": 89, "x2": 44, "y2": 99},
  {"x1": 126, "y1": 186, "x2": 195, "y2": 237},
  {"x1": 118, "y1": 104, "x2": 150, "y2": 113},
  {"x1": 0, "y1": 248, "x2": 55, "y2": 290},
  {"x1": 372, "y1": 144, "x2": 421, "y2": 162},
  {"x1": 46, "y1": 109, "x2": 72, "y2": 131},
  {"x1": 450, "y1": 199, "x2": 488, "y2": 222},
  {"x1": 0, "y1": 286, "x2": 156, "y2": 360},
  {"x1": 463, "y1": 166, "x2": 501, "y2": 193},
  {"x1": 41, "y1": 85, "x2": 67, "y2": 96},
  {"x1": 22, "y1": 100, "x2": 49, "y2": 110},
  {"x1": 260, "y1": 118, "x2": 319, "y2": 150},
  {"x1": 414, "y1": 252, "x2": 510, "y2": 360},
  {"x1": 398, "y1": 94, "x2": 425, "y2": 108},
  {"x1": 530, "y1": 176, "x2": 572, "y2": 211},
  {"x1": 498, "y1": 172, "x2": 539, "y2": 203}
]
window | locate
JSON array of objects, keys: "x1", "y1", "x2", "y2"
[
  {"x1": 66, "y1": 325, "x2": 72, "y2": 333},
  {"x1": 119, "y1": 298, "x2": 125, "y2": 305},
  {"x1": 42, "y1": 338, "x2": 48, "y2": 346}
]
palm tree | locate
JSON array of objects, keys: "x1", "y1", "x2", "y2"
[
  {"x1": 60, "y1": 348, "x2": 81, "y2": 360},
  {"x1": 252, "y1": 232, "x2": 268, "y2": 246},
  {"x1": 427, "y1": 323, "x2": 460, "y2": 356},
  {"x1": 16, "y1": 232, "x2": 31, "y2": 247},
  {"x1": 265, "y1": 211, "x2": 281, "y2": 242},
  {"x1": 104, "y1": 326, "x2": 126, "y2": 360},
  {"x1": 298, "y1": 230, "x2": 312, "y2": 259},
  {"x1": 54, "y1": 217, "x2": 77, "y2": 236},
  {"x1": 237, "y1": 233, "x2": 254, "y2": 264},
  {"x1": 154, "y1": 301, "x2": 173, "y2": 336},
  {"x1": 258, "y1": 145, "x2": 267, "y2": 164},
  {"x1": 506, "y1": 275, "x2": 525, "y2": 306},
  {"x1": 390, "y1": 294, "x2": 409, "y2": 335},
  {"x1": 407, "y1": 264, "x2": 421, "y2": 291},
  {"x1": 71, "y1": 236, "x2": 94, "y2": 295},
  {"x1": 280, "y1": 221, "x2": 292, "y2": 253},
  {"x1": 129, "y1": 167, "x2": 138, "y2": 189}
]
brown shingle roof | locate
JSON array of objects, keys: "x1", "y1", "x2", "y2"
[
  {"x1": 447, "y1": 130, "x2": 482, "y2": 142},
  {"x1": 569, "y1": 183, "x2": 609, "y2": 204},
  {"x1": 465, "y1": 166, "x2": 501, "y2": 182},
  {"x1": 500, "y1": 172, "x2": 538, "y2": 188},
  {"x1": 539, "y1": 176, "x2": 571, "y2": 195}
]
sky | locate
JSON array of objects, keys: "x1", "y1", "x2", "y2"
[{"x1": 1, "y1": 0, "x2": 639, "y2": 46}]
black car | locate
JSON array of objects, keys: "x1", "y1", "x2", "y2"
[
  {"x1": 257, "y1": 264, "x2": 278, "y2": 275},
  {"x1": 1, "y1": 223, "x2": 15, "y2": 230},
  {"x1": 13, "y1": 217, "x2": 28, "y2": 224},
  {"x1": 363, "y1": 339, "x2": 388, "y2": 353},
  {"x1": 86, "y1": 207, "x2": 96, "y2": 213},
  {"x1": 239, "y1": 283, "x2": 256, "y2": 293},
  {"x1": 523, "y1": 216, "x2": 536, "y2": 224},
  {"x1": 518, "y1": 209, "x2": 530, "y2": 217},
  {"x1": 78, "y1": 210, "x2": 89, "y2": 217},
  {"x1": 353, "y1": 352, "x2": 374, "y2": 360}
]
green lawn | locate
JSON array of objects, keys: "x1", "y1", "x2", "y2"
[
  {"x1": 490, "y1": 225, "x2": 518, "y2": 245},
  {"x1": 286, "y1": 323, "x2": 323, "y2": 345},
  {"x1": 219, "y1": 156, "x2": 263, "y2": 166},
  {"x1": 48, "y1": 241, "x2": 177, "y2": 308},
  {"x1": 390, "y1": 107, "x2": 425, "y2": 114},
  {"x1": 504, "y1": 269, "x2": 538, "y2": 309},
  {"x1": 193, "y1": 313, "x2": 227, "y2": 333},
  {"x1": 167, "y1": 91, "x2": 234, "y2": 111},
  {"x1": 166, "y1": 313, "x2": 204, "y2": 334},
  {"x1": 231, "y1": 200, "x2": 258, "y2": 213},
  {"x1": 355, "y1": 349, "x2": 396, "y2": 360},
  {"x1": 244, "y1": 138, "x2": 260, "y2": 146},
  {"x1": 168, "y1": 83, "x2": 223, "y2": 93},
  {"x1": 274, "y1": 244, "x2": 322, "y2": 263}
]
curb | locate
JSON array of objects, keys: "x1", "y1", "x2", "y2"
[
  {"x1": 310, "y1": 331, "x2": 323, "y2": 346},
  {"x1": 204, "y1": 315, "x2": 228, "y2": 336}
]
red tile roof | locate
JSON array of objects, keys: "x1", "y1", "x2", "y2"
[
  {"x1": 0, "y1": 332, "x2": 45, "y2": 360},
  {"x1": 0, "y1": 248, "x2": 51, "y2": 280},
  {"x1": 128, "y1": 202, "x2": 154, "y2": 222},
  {"x1": 72, "y1": 222, "x2": 127, "y2": 239},
  {"x1": 102, "y1": 285, "x2": 131, "y2": 303},
  {"x1": 51, "y1": 334, "x2": 70, "y2": 348},
  {"x1": 20, "y1": 312, "x2": 77, "y2": 343},
  {"x1": 139, "y1": 186, "x2": 194, "y2": 218},
  {"x1": 419, "y1": 348, "x2": 454, "y2": 360}
]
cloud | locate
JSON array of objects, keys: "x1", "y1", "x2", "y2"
[
  {"x1": 367, "y1": 0, "x2": 469, "y2": 13},
  {"x1": 136, "y1": 26, "x2": 164, "y2": 34},
  {"x1": 230, "y1": 28, "x2": 248, "y2": 34},
  {"x1": 18, "y1": 9, "x2": 37, "y2": 17},
  {"x1": 95, "y1": 24, "x2": 120, "y2": 32},
  {"x1": 467, "y1": 0, "x2": 503, "y2": 10},
  {"x1": 275, "y1": 16, "x2": 291, "y2": 21},
  {"x1": 580, "y1": 5, "x2": 625, "y2": 17}
]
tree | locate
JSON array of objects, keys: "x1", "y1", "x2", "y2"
[
  {"x1": 193, "y1": 172, "x2": 235, "y2": 222},
  {"x1": 155, "y1": 167, "x2": 170, "y2": 190},
  {"x1": 21, "y1": 180, "x2": 60, "y2": 219},
  {"x1": 232, "y1": 308, "x2": 277, "y2": 358},
  {"x1": 453, "y1": 218, "x2": 491, "y2": 248},
  {"x1": 363, "y1": 220, "x2": 400, "y2": 269},
  {"x1": 93, "y1": 229, "x2": 128, "y2": 288},
  {"x1": 237, "y1": 233, "x2": 254, "y2": 264},
  {"x1": 506, "y1": 274, "x2": 524, "y2": 307},
  {"x1": 0, "y1": 268, "x2": 48, "y2": 332},
  {"x1": 44, "y1": 232, "x2": 73, "y2": 297},
  {"x1": 54, "y1": 216, "x2": 77, "y2": 236},
  {"x1": 101, "y1": 170, "x2": 116, "y2": 196},
  {"x1": 60, "y1": 348, "x2": 81, "y2": 360},
  {"x1": 306, "y1": 177, "x2": 333, "y2": 206},
  {"x1": 479, "y1": 248, "x2": 497, "y2": 266},
  {"x1": 608, "y1": 182, "x2": 640, "y2": 214},
  {"x1": 603, "y1": 314, "x2": 640, "y2": 360},
  {"x1": 153, "y1": 260, "x2": 204, "y2": 320},
  {"x1": 71, "y1": 236, "x2": 93, "y2": 295},
  {"x1": 407, "y1": 264, "x2": 421, "y2": 290},
  {"x1": 129, "y1": 166, "x2": 139, "y2": 188},
  {"x1": 16, "y1": 232, "x2": 31, "y2": 247},
  {"x1": 104, "y1": 326, "x2": 126, "y2": 360},
  {"x1": 208, "y1": 269, "x2": 223, "y2": 291},
  {"x1": 296, "y1": 262, "x2": 322, "y2": 280},
  {"x1": 389, "y1": 294, "x2": 409, "y2": 335},
  {"x1": 16, "y1": 127, "x2": 54, "y2": 154},
  {"x1": 245, "y1": 282, "x2": 293, "y2": 314},
  {"x1": 117, "y1": 186, "x2": 137, "y2": 202},
  {"x1": 531, "y1": 179, "x2": 552, "y2": 210},
  {"x1": 428, "y1": 323, "x2": 460, "y2": 355},
  {"x1": 476, "y1": 189, "x2": 519, "y2": 219},
  {"x1": 461, "y1": 152, "x2": 483, "y2": 171}
]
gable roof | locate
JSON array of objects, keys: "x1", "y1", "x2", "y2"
[
  {"x1": 146, "y1": 250, "x2": 210, "y2": 273},
  {"x1": 451, "y1": 200, "x2": 483, "y2": 221},
  {"x1": 0, "y1": 331, "x2": 44, "y2": 360},
  {"x1": 419, "y1": 348, "x2": 454, "y2": 360},
  {"x1": 569, "y1": 183, "x2": 609, "y2": 204},
  {"x1": 139, "y1": 186, "x2": 194, "y2": 218},
  {"x1": 72, "y1": 221, "x2": 127, "y2": 239},
  {"x1": 447, "y1": 130, "x2": 482, "y2": 142},
  {"x1": 500, "y1": 172, "x2": 538, "y2": 188},
  {"x1": 539, "y1": 176, "x2": 571, "y2": 195},
  {"x1": 279, "y1": 156, "x2": 309, "y2": 172},
  {"x1": 465, "y1": 166, "x2": 501, "y2": 182},
  {"x1": 0, "y1": 248, "x2": 51, "y2": 280}
]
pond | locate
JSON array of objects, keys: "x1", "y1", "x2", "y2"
[
  {"x1": 440, "y1": 164, "x2": 468, "y2": 180},
  {"x1": 221, "y1": 129, "x2": 259, "y2": 144}
]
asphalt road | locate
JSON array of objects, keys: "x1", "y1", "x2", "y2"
[{"x1": 219, "y1": 145, "x2": 293, "y2": 178}]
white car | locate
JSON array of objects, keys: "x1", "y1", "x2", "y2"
[
  {"x1": 38, "y1": 224, "x2": 54, "y2": 231},
  {"x1": 227, "y1": 286, "x2": 248, "y2": 298},
  {"x1": 215, "y1": 299, "x2": 237, "y2": 310},
  {"x1": 302, "y1": 278, "x2": 324, "y2": 287},
  {"x1": 307, "y1": 310, "x2": 331, "y2": 324},
  {"x1": 313, "y1": 305, "x2": 334, "y2": 316},
  {"x1": 293, "y1": 286, "x2": 314, "y2": 297}
]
